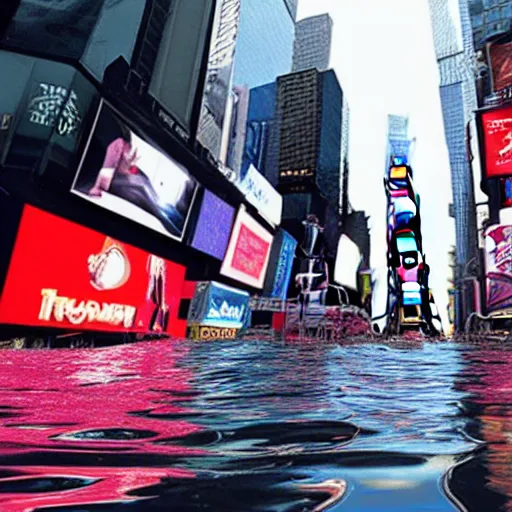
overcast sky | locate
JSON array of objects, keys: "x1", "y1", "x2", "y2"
[{"x1": 297, "y1": 0, "x2": 456, "y2": 329}]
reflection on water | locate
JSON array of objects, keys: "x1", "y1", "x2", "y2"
[{"x1": 0, "y1": 340, "x2": 510, "y2": 511}]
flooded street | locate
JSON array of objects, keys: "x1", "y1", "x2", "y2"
[{"x1": 0, "y1": 340, "x2": 510, "y2": 511}]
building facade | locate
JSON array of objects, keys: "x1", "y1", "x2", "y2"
[
  {"x1": 468, "y1": 0, "x2": 512, "y2": 50},
  {"x1": 428, "y1": 0, "x2": 480, "y2": 330},
  {"x1": 277, "y1": 68, "x2": 343, "y2": 209},
  {"x1": 292, "y1": 14, "x2": 333, "y2": 73}
]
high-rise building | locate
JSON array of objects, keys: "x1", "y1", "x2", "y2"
[
  {"x1": 292, "y1": 14, "x2": 333, "y2": 73},
  {"x1": 468, "y1": 0, "x2": 512, "y2": 50},
  {"x1": 428, "y1": 0, "x2": 480, "y2": 330},
  {"x1": 227, "y1": 0, "x2": 295, "y2": 177},
  {"x1": 385, "y1": 114, "x2": 412, "y2": 169},
  {"x1": 277, "y1": 68, "x2": 343, "y2": 208}
]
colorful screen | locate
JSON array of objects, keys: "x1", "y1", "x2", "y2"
[
  {"x1": 481, "y1": 106, "x2": 512, "y2": 179},
  {"x1": 485, "y1": 224, "x2": 512, "y2": 314},
  {"x1": 190, "y1": 190, "x2": 235, "y2": 260},
  {"x1": 0, "y1": 206, "x2": 187, "y2": 337},
  {"x1": 71, "y1": 101, "x2": 198, "y2": 242},
  {"x1": 220, "y1": 209, "x2": 273, "y2": 289}
]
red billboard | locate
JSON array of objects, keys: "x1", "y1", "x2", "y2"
[
  {"x1": 482, "y1": 106, "x2": 512, "y2": 178},
  {"x1": 220, "y1": 208, "x2": 273, "y2": 289},
  {"x1": 0, "y1": 206, "x2": 187, "y2": 336}
]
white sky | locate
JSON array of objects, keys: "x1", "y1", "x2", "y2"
[{"x1": 298, "y1": 0, "x2": 456, "y2": 330}]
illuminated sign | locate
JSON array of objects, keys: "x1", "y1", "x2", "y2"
[
  {"x1": 390, "y1": 166, "x2": 407, "y2": 179},
  {"x1": 188, "y1": 281, "x2": 251, "y2": 329},
  {"x1": 263, "y1": 229, "x2": 297, "y2": 301},
  {"x1": 188, "y1": 325, "x2": 239, "y2": 341},
  {"x1": 39, "y1": 289, "x2": 136, "y2": 328},
  {"x1": 190, "y1": 190, "x2": 235, "y2": 260},
  {"x1": 485, "y1": 224, "x2": 512, "y2": 314},
  {"x1": 0, "y1": 206, "x2": 186, "y2": 337},
  {"x1": 481, "y1": 106, "x2": 512, "y2": 179},
  {"x1": 250, "y1": 297, "x2": 285, "y2": 312},
  {"x1": 221, "y1": 208, "x2": 273, "y2": 289},
  {"x1": 27, "y1": 82, "x2": 81, "y2": 136},
  {"x1": 71, "y1": 101, "x2": 198, "y2": 242},
  {"x1": 236, "y1": 164, "x2": 282, "y2": 227}
]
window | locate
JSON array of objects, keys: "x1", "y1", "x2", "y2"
[
  {"x1": 81, "y1": 0, "x2": 146, "y2": 82},
  {"x1": 149, "y1": 0, "x2": 214, "y2": 131},
  {"x1": 2, "y1": 0, "x2": 103, "y2": 60}
]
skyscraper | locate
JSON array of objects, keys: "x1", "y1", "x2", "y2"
[
  {"x1": 277, "y1": 68, "x2": 343, "y2": 209},
  {"x1": 292, "y1": 14, "x2": 333, "y2": 73},
  {"x1": 385, "y1": 114, "x2": 412, "y2": 169},
  {"x1": 467, "y1": 0, "x2": 512, "y2": 50},
  {"x1": 227, "y1": 0, "x2": 295, "y2": 177},
  {"x1": 428, "y1": 0, "x2": 480, "y2": 330}
]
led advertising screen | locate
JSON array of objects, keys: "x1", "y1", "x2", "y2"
[
  {"x1": 263, "y1": 229, "x2": 297, "y2": 300},
  {"x1": 71, "y1": 101, "x2": 198, "y2": 241},
  {"x1": 190, "y1": 190, "x2": 235, "y2": 260},
  {"x1": 0, "y1": 206, "x2": 187, "y2": 337},
  {"x1": 481, "y1": 106, "x2": 512, "y2": 179},
  {"x1": 489, "y1": 40, "x2": 512, "y2": 94},
  {"x1": 220, "y1": 208, "x2": 273, "y2": 289},
  {"x1": 187, "y1": 281, "x2": 251, "y2": 329},
  {"x1": 485, "y1": 224, "x2": 512, "y2": 315}
]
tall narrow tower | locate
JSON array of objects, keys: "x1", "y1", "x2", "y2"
[{"x1": 428, "y1": 0, "x2": 479, "y2": 331}]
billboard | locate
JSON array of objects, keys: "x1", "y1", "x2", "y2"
[
  {"x1": 481, "y1": 106, "x2": 512, "y2": 179},
  {"x1": 484, "y1": 224, "x2": 512, "y2": 314},
  {"x1": 187, "y1": 281, "x2": 251, "y2": 329},
  {"x1": 190, "y1": 190, "x2": 235, "y2": 260},
  {"x1": 71, "y1": 101, "x2": 198, "y2": 241},
  {"x1": 196, "y1": 0, "x2": 241, "y2": 163},
  {"x1": 0, "y1": 206, "x2": 187, "y2": 336},
  {"x1": 489, "y1": 40, "x2": 512, "y2": 94},
  {"x1": 221, "y1": 208, "x2": 273, "y2": 289},
  {"x1": 236, "y1": 164, "x2": 283, "y2": 227},
  {"x1": 263, "y1": 229, "x2": 297, "y2": 300}
]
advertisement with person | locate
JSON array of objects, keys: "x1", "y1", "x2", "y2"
[
  {"x1": 71, "y1": 101, "x2": 198, "y2": 241},
  {"x1": 220, "y1": 208, "x2": 273, "y2": 289},
  {"x1": 484, "y1": 224, "x2": 512, "y2": 314},
  {"x1": 263, "y1": 229, "x2": 297, "y2": 301},
  {"x1": 0, "y1": 206, "x2": 187, "y2": 336},
  {"x1": 481, "y1": 106, "x2": 512, "y2": 179},
  {"x1": 196, "y1": 0, "x2": 241, "y2": 163},
  {"x1": 189, "y1": 190, "x2": 236, "y2": 260}
]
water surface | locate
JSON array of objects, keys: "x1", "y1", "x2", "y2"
[{"x1": 0, "y1": 339, "x2": 510, "y2": 511}]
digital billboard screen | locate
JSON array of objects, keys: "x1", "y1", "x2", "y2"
[
  {"x1": 187, "y1": 281, "x2": 250, "y2": 329},
  {"x1": 481, "y1": 106, "x2": 512, "y2": 179},
  {"x1": 71, "y1": 101, "x2": 198, "y2": 241},
  {"x1": 220, "y1": 208, "x2": 273, "y2": 289},
  {"x1": 0, "y1": 205, "x2": 187, "y2": 337},
  {"x1": 263, "y1": 229, "x2": 297, "y2": 300},
  {"x1": 485, "y1": 224, "x2": 512, "y2": 315},
  {"x1": 190, "y1": 190, "x2": 235, "y2": 260}
]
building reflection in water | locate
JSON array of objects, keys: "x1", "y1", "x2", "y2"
[{"x1": 452, "y1": 347, "x2": 512, "y2": 512}]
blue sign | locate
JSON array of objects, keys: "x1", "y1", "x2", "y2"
[
  {"x1": 188, "y1": 281, "x2": 251, "y2": 329},
  {"x1": 265, "y1": 230, "x2": 297, "y2": 301}
]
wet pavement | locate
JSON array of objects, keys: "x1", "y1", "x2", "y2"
[{"x1": 0, "y1": 339, "x2": 510, "y2": 511}]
